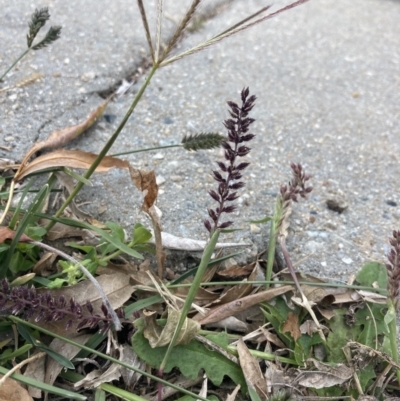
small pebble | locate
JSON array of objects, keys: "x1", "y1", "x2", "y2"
[
  {"x1": 250, "y1": 224, "x2": 261, "y2": 234},
  {"x1": 156, "y1": 175, "x2": 166, "y2": 186},
  {"x1": 342, "y1": 257, "x2": 353, "y2": 265},
  {"x1": 153, "y1": 152, "x2": 164, "y2": 160}
]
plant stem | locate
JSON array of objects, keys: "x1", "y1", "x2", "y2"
[
  {"x1": 387, "y1": 301, "x2": 400, "y2": 386},
  {"x1": 110, "y1": 143, "x2": 180, "y2": 157},
  {"x1": 265, "y1": 218, "x2": 277, "y2": 289},
  {"x1": 159, "y1": 229, "x2": 220, "y2": 373},
  {"x1": 0, "y1": 48, "x2": 30, "y2": 82},
  {"x1": 47, "y1": 64, "x2": 159, "y2": 231}
]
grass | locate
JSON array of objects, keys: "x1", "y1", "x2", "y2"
[{"x1": 1, "y1": 1, "x2": 400, "y2": 401}]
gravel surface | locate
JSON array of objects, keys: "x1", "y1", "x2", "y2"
[{"x1": 1, "y1": 0, "x2": 400, "y2": 282}]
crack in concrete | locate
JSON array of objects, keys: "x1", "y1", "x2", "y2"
[{"x1": 94, "y1": 0, "x2": 235, "y2": 99}]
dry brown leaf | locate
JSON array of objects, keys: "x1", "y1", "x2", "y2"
[
  {"x1": 194, "y1": 285, "x2": 293, "y2": 325},
  {"x1": 44, "y1": 334, "x2": 91, "y2": 388},
  {"x1": 23, "y1": 350, "x2": 46, "y2": 398},
  {"x1": 0, "y1": 376, "x2": 33, "y2": 401},
  {"x1": 15, "y1": 97, "x2": 111, "y2": 180},
  {"x1": 237, "y1": 339, "x2": 268, "y2": 399},
  {"x1": 0, "y1": 226, "x2": 32, "y2": 243},
  {"x1": 217, "y1": 262, "x2": 255, "y2": 278},
  {"x1": 226, "y1": 384, "x2": 241, "y2": 401},
  {"x1": 143, "y1": 307, "x2": 200, "y2": 347},
  {"x1": 282, "y1": 312, "x2": 301, "y2": 341},
  {"x1": 16, "y1": 149, "x2": 129, "y2": 181},
  {"x1": 129, "y1": 166, "x2": 164, "y2": 277},
  {"x1": 172, "y1": 283, "x2": 219, "y2": 306},
  {"x1": 32, "y1": 251, "x2": 57, "y2": 277},
  {"x1": 204, "y1": 316, "x2": 249, "y2": 332},
  {"x1": 298, "y1": 358, "x2": 353, "y2": 389},
  {"x1": 74, "y1": 343, "x2": 143, "y2": 390},
  {"x1": 46, "y1": 222, "x2": 96, "y2": 242},
  {"x1": 258, "y1": 327, "x2": 286, "y2": 348}
]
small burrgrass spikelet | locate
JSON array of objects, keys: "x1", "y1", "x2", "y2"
[
  {"x1": 27, "y1": 7, "x2": 50, "y2": 48},
  {"x1": 31, "y1": 25, "x2": 62, "y2": 50},
  {"x1": 386, "y1": 230, "x2": 400, "y2": 309},
  {"x1": 26, "y1": 7, "x2": 61, "y2": 51},
  {"x1": 204, "y1": 87, "x2": 256, "y2": 233},
  {"x1": 0, "y1": 278, "x2": 125, "y2": 333},
  {"x1": 181, "y1": 132, "x2": 225, "y2": 151}
]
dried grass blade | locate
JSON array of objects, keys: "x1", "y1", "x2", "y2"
[{"x1": 137, "y1": 0, "x2": 155, "y2": 63}]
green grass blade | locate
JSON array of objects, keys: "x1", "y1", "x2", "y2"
[
  {"x1": 0, "y1": 365, "x2": 86, "y2": 400},
  {"x1": 101, "y1": 383, "x2": 149, "y2": 401}
]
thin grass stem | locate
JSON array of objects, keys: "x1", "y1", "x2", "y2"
[
  {"x1": 0, "y1": 49, "x2": 30, "y2": 82},
  {"x1": 47, "y1": 64, "x2": 159, "y2": 231}
]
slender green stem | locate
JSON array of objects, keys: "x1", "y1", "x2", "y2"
[
  {"x1": 265, "y1": 218, "x2": 276, "y2": 289},
  {"x1": 110, "y1": 143, "x2": 180, "y2": 157},
  {"x1": 159, "y1": 229, "x2": 220, "y2": 372},
  {"x1": 387, "y1": 301, "x2": 400, "y2": 386},
  {"x1": 0, "y1": 48, "x2": 30, "y2": 82},
  {"x1": 7, "y1": 316, "x2": 209, "y2": 401},
  {"x1": 46, "y1": 64, "x2": 159, "y2": 231}
]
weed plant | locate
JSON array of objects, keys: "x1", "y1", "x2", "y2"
[{"x1": 1, "y1": 1, "x2": 400, "y2": 400}]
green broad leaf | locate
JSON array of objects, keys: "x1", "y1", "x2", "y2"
[
  {"x1": 356, "y1": 261, "x2": 388, "y2": 290},
  {"x1": 132, "y1": 223, "x2": 152, "y2": 245},
  {"x1": 106, "y1": 221, "x2": 125, "y2": 241},
  {"x1": 132, "y1": 330, "x2": 246, "y2": 388},
  {"x1": 261, "y1": 297, "x2": 297, "y2": 348},
  {"x1": 295, "y1": 333, "x2": 324, "y2": 365},
  {"x1": 357, "y1": 361, "x2": 376, "y2": 391},
  {"x1": 384, "y1": 304, "x2": 396, "y2": 326},
  {"x1": 326, "y1": 309, "x2": 360, "y2": 363},
  {"x1": 9, "y1": 250, "x2": 35, "y2": 273},
  {"x1": 314, "y1": 385, "x2": 344, "y2": 398},
  {"x1": 355, "y1": 303, "x2": 388, "y2": 347},
  {"x1": 25, "y1": 225, "x2": 47, "y2": 239}
]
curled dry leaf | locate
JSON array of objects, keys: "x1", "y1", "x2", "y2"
[
  {"x1": 43, "y1": 334, "x2": 91, "y2": 389},
  {"x1": 297, "y1": 358, "x2": 353, "y2": 389},
  {"x1": 0, "y1": 226, "x2": 33, "y2": 243},
  {"x1": 32, "y1": 251, "x2": 57, "y2": 277},
  {"x1": 74, "y1": 344, "x2": 143, "y2": 390},
  {"x1": 15, "y1": 96, "x2": 111, "y2": 181},
  {"x1": 143, "y1": 307, "x2": 200, "y2": 348},
  {"x1": 282, "y1": 311, "x2": 301, "y2": 341},
  {"x1": 194, "y1": 285, "x2": 293, "y2": 325},
  {"x1": 237, "y1": 339, "x2": 268, "y2": 399},
  {"x1": 0, "y1": 376, "x2": 33, "y2": 401},
  {"x1": 129, "y1": 166, "x2": 165, "y2": 277},
  {"x1": 16, "y1": 149, "x2": 129, "y2": 181}
]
